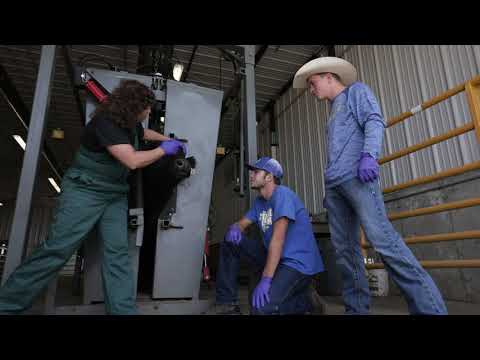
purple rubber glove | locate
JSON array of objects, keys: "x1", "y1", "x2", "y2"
[
  {"x1": 225, "y1": 223, "x2": 242, "y2": 245},
  {"x1": 159, "y1": 140, "x2": 183, "y2": 156},
  {"x1": 252, "y1": 276, "x2": 272, "y2": 309},
  {"x1": 358, "y1": 152, "x2": 379, "y2": 183}
]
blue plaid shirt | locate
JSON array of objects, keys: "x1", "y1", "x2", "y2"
[{"x1": 324, "y1": 82, "x2": 386, "y2": 188}]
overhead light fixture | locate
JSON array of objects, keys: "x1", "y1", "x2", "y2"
[
  {"x1": 0, "y1": 203, "x2": 3, "y2": 207},
  {"x1": 48, "y1": 177, "x2": 61, "y2": 193},
  {"x1": 172, "y1": 63, "x2": 184, "y2": 81},
  {"x1": 12, "y1": 135, "x2": 26, "y2": 151}
]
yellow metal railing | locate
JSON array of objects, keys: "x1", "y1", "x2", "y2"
[{"x1": 361, "y1": 75, "x2": 480, "y2": 270}]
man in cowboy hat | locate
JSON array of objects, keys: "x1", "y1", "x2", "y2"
[
  {"x1": 214, "y1": 157, "x2": 325, "y2": 315},
  {"x1": 293, "y1": 57, "x2": 447, "y2": 315}
]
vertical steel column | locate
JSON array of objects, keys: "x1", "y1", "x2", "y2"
[
  {"x1": 239, "y1": 79, "x2": 245, "y2": 198},
  {"x1": 2, "y1": 45, "x2": 57, "y2": 284},
  {"x1": 241, "y1": 45, "x2": 258, "y2": 208}
]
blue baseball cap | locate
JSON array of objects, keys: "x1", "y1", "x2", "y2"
[{"x1": 246, "y1": 157, "x2": 283, "y2": 179}]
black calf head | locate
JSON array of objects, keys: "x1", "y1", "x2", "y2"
[{"x1": 141, "y1": 141, "x2": 196, "y2": 215}]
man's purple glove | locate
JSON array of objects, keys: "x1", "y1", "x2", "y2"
[
  {"x1": 252, "y1": 276, "x2": 272, "y2": 309},
  {"x1": 159, "y1": 140, "x2": 183, "y2": 156},
  {"x1": 358, "y1": 152, "x2": 379, "y2": 183},
  {"x1": 225, "y1": 223, "x2": 242, "y2": 245}
]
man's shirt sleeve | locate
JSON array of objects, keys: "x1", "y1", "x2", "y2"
[
  {"x1": 245, "y1": 203, "x2": 258, "y2": 223},
  {"x1": 349, "y1": 83, "x2": 385, "y2": 159},
  {"x1": 272, "y1": 188, "x2": 296, "y2": 223}
]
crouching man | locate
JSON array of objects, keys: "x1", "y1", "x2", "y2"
[{"x1": 215, "y1": 157, "x2": 325, "y2": 315}]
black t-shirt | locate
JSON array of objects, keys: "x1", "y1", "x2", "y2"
[{"x1": 81, "y1": 115, "x2": 144, "y2": 153}]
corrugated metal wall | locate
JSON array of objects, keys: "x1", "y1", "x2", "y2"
[
  {"x1": 275, "y1": 89, "x2": 330, "y2": 215},
  {"x1": 272, "y1": 45, "x2": 480, "y2": 214}
]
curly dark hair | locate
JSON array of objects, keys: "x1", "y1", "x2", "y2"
[{"x1": 91, "y1": 79, "x2": 156, "y2": 129}]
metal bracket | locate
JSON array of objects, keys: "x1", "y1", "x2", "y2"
[
  {"x1": 159, "y1": 210, "x2": 184, "y2": 230},
  {"x1": 129, "y1": 208, "x2": 144, "y2": 246},
  {"x1": 159, "y1": 218, "x2": 184, "y2": 230},
  {"x1": 151, "y1": 72, "x2": 167, "y2": 91},
  {"x1": 129, "y1": 208, "x2": 144, "y2": 226}
]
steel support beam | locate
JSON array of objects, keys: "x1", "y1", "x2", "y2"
[
  {"x1": 241, "y1": 45, "x2": 258, "y2": 208},
  {"x1": 239, "y1": 79, "x2": 245, "y2": 198},
  {"x1": 2, "y1": 45, "x2": 57, "y2": 285}
]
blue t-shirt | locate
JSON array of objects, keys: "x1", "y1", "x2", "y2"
[{"x1": 245, "y1": 185, "x2": 324, "y2": 275}]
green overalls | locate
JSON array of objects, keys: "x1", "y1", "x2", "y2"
[{"x1": 0, "y1": 128, "x2": 140, "y2": 315}]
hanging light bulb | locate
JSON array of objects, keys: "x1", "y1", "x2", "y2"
[{"x1": 172, "y1": 63, "x2": 184, "y2": 81}]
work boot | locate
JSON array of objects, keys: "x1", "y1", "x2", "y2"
[
  {"x1": 215, "y1": 304, "x2": 242, "y2": 315},
  {"x1": 306, "y1": 284, "x2": 327, "y2": 315}
]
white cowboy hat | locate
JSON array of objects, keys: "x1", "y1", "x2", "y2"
[{"x1": 293, "y1": 56, "x2": 357, "y2": 89}]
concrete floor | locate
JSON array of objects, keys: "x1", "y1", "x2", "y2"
[
  {"x1": 203, "y1": 285, "x2": 480, "y2": 315},
  {"x1": 319, "y1": 296, "x2": 480, "y2": 315},
  {"x1": 19, "y1": 277, "x2": 480, "y2": 315}
]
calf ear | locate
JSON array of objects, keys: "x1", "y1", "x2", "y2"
[{"x1": 186, "y1": 156, "x2": 196, "y2": 169}]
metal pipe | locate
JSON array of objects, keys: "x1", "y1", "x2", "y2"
[
  {"x1": 182, "y1": 45, "x2": 198, "y2": 82},
  {"x1": 465, "y1": 79, "x2": 480, "y2": 143},
  {"x1": 388, "y1": 197, "x2": 480, "y2": 221},
  {"x1": 366, "y1": 259, "x2": 480, "y2": 270},
  {"x1": 61, "y1": 45, "x2": 85, "y2": 127},
  {"x1": 386, "y1": 81, "x2": 468, "y2": 128},
  {"x1": 379, "y1": 122, "x2": 475, "y2": 165},
  {"x1": 387, "y1": 75, "x2": 480, "y2": 128},
  {"x1": 362, "y1": 230, "x2": 480, "y2": 249},
  {"x1": 382, "y1": 160, "x2": 480, "y2": 194}
]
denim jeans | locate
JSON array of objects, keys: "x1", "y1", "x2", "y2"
[
  {"x1": 324, "y1": 177, "x2": 448, "y2": 315},
  {"x1": 215, "y1": 235, "x2": 313, "y2": 315}
]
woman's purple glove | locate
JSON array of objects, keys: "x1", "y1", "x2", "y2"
[
  {"x1": 177, "y1": 141, "x2": 187, "y2": 155},
  {"x1": 252, "y1": 276, "x2": 272, "y2": 309},
  {"x1": 159, "y1": 140, "x2": 184, "y2": 156},
  {"x1": 225, "y1": 223, "x2": 242, "y2": 245},
  {"x1": 180, "y1": 141, "x2": 187, "y2": 155},
  {"x1": 358, "y1": 152, "x2": 379, "y2": 183}
]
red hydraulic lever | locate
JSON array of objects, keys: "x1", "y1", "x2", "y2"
[{"x1": 85, "y1": 79, "x2": 108, "y2": 103}]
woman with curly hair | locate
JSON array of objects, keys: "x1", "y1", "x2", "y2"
[{"x1": 0, "y1": 79, "x2": 185, "y2": 315}]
